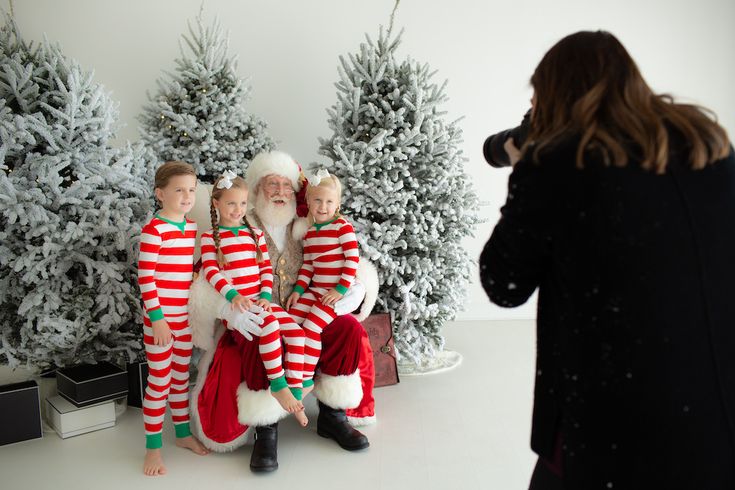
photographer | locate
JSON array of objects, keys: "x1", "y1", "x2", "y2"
[{"x1": 480, "y1": 31, "x2": 735, "y2": 490}]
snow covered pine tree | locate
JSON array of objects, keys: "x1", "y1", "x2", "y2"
[
  {"x1": 0, "y1": 16, "x2": 155, "y2": 371},
  {"x1": 139, "y1": 13, "x2": 272, "y2": 183},
  {"x1": 319, "y1": 27, "x2": 480, "y2": 370}
]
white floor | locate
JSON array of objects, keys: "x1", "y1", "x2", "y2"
[{"x1": 0, "y1": 320, "x2": 538, "y2": 490}]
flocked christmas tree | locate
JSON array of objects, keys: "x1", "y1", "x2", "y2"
[
  {"x1": 319, "y1": 26, "x2": 480, "y2": 368},
  {"x1": 139, "y1": 13, "x2": 273, "y2": 183},
  {"x1": 0, "y1": 16, "x2": 155, "y2": 371}
]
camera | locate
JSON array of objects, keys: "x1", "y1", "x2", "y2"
[{"x1": 483, "y1": 110, "x2": 532, "y2": 168}]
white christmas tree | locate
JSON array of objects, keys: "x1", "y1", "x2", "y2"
[
  {"x1": 0, "y1": 16, "x2": 155, "y2": 371},
  {"x1": 139, "y1": 13, "x2": 273, "y2": 183},
  {"x1": 319, "y1": 27, "x2": 480, "y2": 368}
]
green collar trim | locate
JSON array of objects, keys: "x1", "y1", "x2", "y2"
[
  {"x1": 156, "y1": 214, "x2": 186, "y2": 233},
  {"x1": 219, "y1": 224, "x2": 249, "y2": 235},
  {"x1": 313, "y1": 216, "x2": 339, "y2": 230}
]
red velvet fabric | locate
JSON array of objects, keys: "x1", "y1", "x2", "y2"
[
  {"x1": 317, "y1": 315, "x2": 362, "y2": 376},
  {"x1": 196, "y1": 329, "x2": 249, "y2": 444},
  {"x1": 196, "y1": 315, "x2": 370, "y2": 446},
  {"x1": 346, "y1": 325, "x2": 376, "y2": 420}
]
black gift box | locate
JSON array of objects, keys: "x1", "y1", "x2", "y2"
[
  {"x1": 56, "y1": 361, "x2": 128, "y2": 408},
  {"x1": 0, "y1": 380, "x2": 43, "y2": 446},
  {"x1": 126, "y1": 361, "x2": 149, "y2": 409},
  {"x1": 126, "y1": 355, "x2": 201, "y2": 409}
]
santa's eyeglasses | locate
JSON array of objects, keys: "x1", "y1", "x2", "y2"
[{"x1": 263, "y1": 182, "x2": 295, "y2": 196}]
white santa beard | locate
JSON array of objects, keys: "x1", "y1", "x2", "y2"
[{"x1": 254, "y1": 191, "x2": 296, "y2": 251}]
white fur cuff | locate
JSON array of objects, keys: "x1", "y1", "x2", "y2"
[
  {"x1": 347, "y1": 414, "x2": 377, "y2": 427},
  {"x1": 189, "y1": 274, "x2": 227, "y2": 351},
  {"x1": 313, "y1": 370, "x2": 363, "y2": 410},
  {"x1": 236, "y1": 384, "x2": 289, "y2": 427},
  {"x1": 354, "y1": 259, "x2": 379, "y2": 321}
]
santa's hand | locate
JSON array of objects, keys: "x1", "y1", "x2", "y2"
[
  {"x1": 334, "y1": 281, "x2": 366, "y2": 315},
  {"x1": 219, "y1": 303, "x2": 264, "y2": 341}
]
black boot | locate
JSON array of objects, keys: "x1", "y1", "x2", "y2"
[
  {"x1": 317, "y1": 401, "x2": 370, "y2": 451},
  {"x1": 250, "y1": 423, "x2": 278, "y2": 473}
]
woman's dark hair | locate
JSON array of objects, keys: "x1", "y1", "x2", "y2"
[{"x1": 527, "y1": 30, "x2": 730, "y2": 172}]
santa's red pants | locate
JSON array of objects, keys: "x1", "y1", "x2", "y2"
[{"x1": 195, "y1": 314, "x2": 374, "y2": 446}]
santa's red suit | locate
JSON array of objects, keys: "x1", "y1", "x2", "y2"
[{"x1": 187, "y1": 151, "x2": 377, "y2": 454}]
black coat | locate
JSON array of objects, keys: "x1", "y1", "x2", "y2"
[{"x1": 480, "y1": 137, "x2": 735, "y2": 490}]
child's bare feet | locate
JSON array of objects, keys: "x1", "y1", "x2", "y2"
[
  {"x1": 294, "y1": 408, "x2": 309, "y2": 427},
  {"x1": 175, "y1": 435, "x2": 209, "y2": 455},
  {"x1": 302, "y1": 384, "x2": 314, "y2": 398},
  {"x1": 272, "y1": 388, "x2": 304, "y2": 413},
  {"x1": 143, "y1": 449, "x2": 167, "y2": 476}
]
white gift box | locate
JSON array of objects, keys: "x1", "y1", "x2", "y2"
[{"x1": 46, "y1": 395, "x2": 115, "y2": 439}]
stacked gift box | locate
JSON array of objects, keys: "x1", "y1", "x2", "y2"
[{"x1": 47, "y1": 361, "x2": 127, "y2": 439}]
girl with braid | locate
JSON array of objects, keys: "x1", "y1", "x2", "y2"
[
  {"x1": 137, "y1": 161, "x2": 209, "y2": 477},
  {"x1": 201, "y1": 171, "x2": 308, "y2": 426}
]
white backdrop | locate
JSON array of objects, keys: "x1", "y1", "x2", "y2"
[{"x1": 12, "y1": 0, "x2": 735, "y2": 321}]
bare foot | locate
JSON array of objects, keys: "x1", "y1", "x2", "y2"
[
  {"x1": 302, "y1": 384, "x2": 314, "y2": 398},
  {"x1": 175, "y1": 435, "x2": 209, "y2": 455},
  {"x1": 294, "y1": 408, "x2": 309, "y2": 427},
  {"x1": 272, "y1": 388, "x2": 304, "y2": 413},
  {"x1": 143, "y1": 449, "x2": 167, "y2": 476}
]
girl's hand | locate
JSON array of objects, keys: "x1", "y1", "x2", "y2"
[
  {"x1": 255, "y1": 298, "x2": 272, "y2": 312},
  {"x1": 286, "y1": 292, "x2": 301, "y2": 311},
  {"x1": 231, "y1": 294, "x2": 253, "y2": 313},
  {"x1": 321, "y1": 289, "x2": 344, "y2": 307},
  {"x1": 151, "y1": 319, "x2": 172, "y2": 346}
]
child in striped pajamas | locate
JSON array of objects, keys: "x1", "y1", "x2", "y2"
[
  {"x1": 137, "y1": 161, "x2": 208, "y2": 477},
  {"x1": 202, "y1": 172, "x2": 308, "y2": 425},
  {"x1": 286, "y1": 171, "x2": 360, "y2": 387}
]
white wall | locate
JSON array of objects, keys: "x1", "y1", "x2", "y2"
[{"x1": 12, "y1": 0, "x2": 735, "y2": 321}]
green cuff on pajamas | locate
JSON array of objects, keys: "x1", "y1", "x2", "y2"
[{"x1": 174, "y1": 422, "x2": 192, "y2": 439}]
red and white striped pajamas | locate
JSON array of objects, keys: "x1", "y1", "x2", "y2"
[
  {"x1": 288, "y1": 216, "x2": 360, "y2": 382},
  {"x1": 201, "y1": 226, "x2": 305, "y2": 392},
  {"x1": 137, "y1": 216, "x2": 197, "y2": 449}
]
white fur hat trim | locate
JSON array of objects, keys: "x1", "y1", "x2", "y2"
[{"x1": 247, "y1": 150, "x2": 302, "y2": 193}]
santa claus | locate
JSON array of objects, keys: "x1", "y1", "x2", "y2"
[{"x1": 188, "y1": 150, "x2": 378, "y2": 472}]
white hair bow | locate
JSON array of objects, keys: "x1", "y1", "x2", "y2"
[
  {"x1": 216, "y1": 170, "x2": 238, "y2": 189},
  {"x1": 307, "y1": 168, "x2": 330, "y2": 187}
]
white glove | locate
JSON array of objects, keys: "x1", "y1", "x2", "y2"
[
  {"x1": 334, "y1": 280, "x2": 366, "y2": 316},
  {"x1": 219, "y1": 303, "x2": 264, "y2": 341}
]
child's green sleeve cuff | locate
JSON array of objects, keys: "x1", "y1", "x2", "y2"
[
  {"x1": 225, "y1": 289, "x2": 239, "y2": 302},
  {"x1": 292, "y1": 285, "x2": 305, "y2": 295},
  {"x1": 260, "y1": 292, "x2": 272, "y2": 301},
  {"x1": 335, "y1": 284, "x2": 348, "y2": 295},
  {"x1": 148, "y1": 308, "x2": 164, "y2": 322}
]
